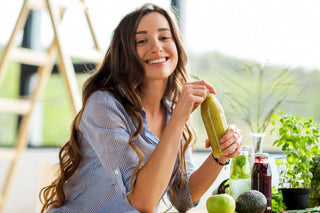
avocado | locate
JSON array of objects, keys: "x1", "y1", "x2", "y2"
[{"x1": 235, "y1": 190, "x2": 267, "y2": 213}]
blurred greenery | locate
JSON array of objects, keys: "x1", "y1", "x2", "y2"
[
  {"x1": 0, "y1": 62, "x2": 19, "y2": 146},
  {"x1": 0, "y1": 59, "x2": 90, "y2": 147},
  {"x1": 188, "y1": 51, "x2": 320, "y2": 152},
  {"x1": 215, "y1": 63, "x2": 303, "y2": 133},
  {"x1": 41, "y1": 72, "x2": 89, "y2": 146},
  {"x1": 1, "y1": 50, "x2": 320, "y2": 152}
]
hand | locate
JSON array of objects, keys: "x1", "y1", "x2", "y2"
[
  {"x1": 205, "y1": 124, "x2": 243, "y2": 158},
  {"x1": 173, "y1": 80, "x2": 216, "y2": 122}
]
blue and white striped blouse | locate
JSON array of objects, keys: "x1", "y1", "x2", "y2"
[{"x1": 47, "y1": 90, "x2": 197, "y2": 213}]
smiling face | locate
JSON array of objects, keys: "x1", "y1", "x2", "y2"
[{"x1": 135, "y1": 12, "x2": 178, "y2": 84}]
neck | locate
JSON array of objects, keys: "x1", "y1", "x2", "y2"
[{"x1": 142, "y1": 80, "x2": 167, "y2": 115}]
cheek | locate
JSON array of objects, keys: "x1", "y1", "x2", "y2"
[
  {"x1": 136, "y1": 47, "x2": 145, "y2": 61},
  {"x1": 171, "y1": 44, "x2": 178, "y2": 60},
  {"x1": 172, "y1": 47, "x2": 178, "y2": 66}
]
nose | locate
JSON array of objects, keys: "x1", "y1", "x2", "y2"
[{"x1": 150, "y1": 39, "x2": 163, "y2": 53}]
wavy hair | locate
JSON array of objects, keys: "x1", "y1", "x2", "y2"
[{"x1": 39, "y1": 3, "x2": 195, "y2": 212}]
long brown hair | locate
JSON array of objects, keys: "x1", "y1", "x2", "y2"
[{"x1": 39, "y1": 3, "x2": 195, "y2": 212}]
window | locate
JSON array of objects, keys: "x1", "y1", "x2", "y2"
[
  {"x1": 183, "y1": 0, "x2": 320, "y2": 152},
  {"x1": 0, "y1": 0, "x2": 171, "y2": 147},
  {"x1": 1, "y1": 0, "x2": 319, "y2": 151}
]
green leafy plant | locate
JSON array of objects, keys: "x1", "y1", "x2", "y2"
[
  {"x1": 286, "y1": 206, "x2": 320, "y2": 213},
  {"x1": 217, "y1": 63, "x2": 303, "y2": 133},
  {"x1": 309, "y1": 155, "x2": 320, "y2": 207},
  {"x1": 271, "y1": 110, "x2": 320, "y2": 188},
  {"x1": 271, "y1": 187, "x2": 286, "y2": 213},
  {"x1": 310, "y1": 156, "x2": 320, "y2": 191}
]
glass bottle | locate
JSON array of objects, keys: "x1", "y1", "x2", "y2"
[
  {"x1": 229, "y1": 146, "x2": 251, "y2": 198},
  {"x1": 200, "y1": 93, "x2": 228, "y2": 158},
  {"x1": 252, "y1": 153, "x2": 272, "y2": 213}
]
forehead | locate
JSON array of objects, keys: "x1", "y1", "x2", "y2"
[{"x1": 136, "y1": 12, "x2": 170, "y2": 32}]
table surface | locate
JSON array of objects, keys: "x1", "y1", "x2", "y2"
[{"x1": 158, "y1": 152, "x2": 284, "y2": 212}]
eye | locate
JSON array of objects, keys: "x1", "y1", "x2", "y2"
[
  {"x1": 136, "y1": 39, "x2": 147, "y2": 45},
  {"x1": 160, "y1": 36, "x2": 170, "y2": 41}
]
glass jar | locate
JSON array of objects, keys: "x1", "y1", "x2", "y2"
[
  {"x1": 250, "y1": 132, "x2": 265, "y2": 154},
  {"x1": 229, "y1": 146, "x2": 251, "y2": 198},
  {"x1": 252, "y1": 153, "x2": 272, "y2": 213}
]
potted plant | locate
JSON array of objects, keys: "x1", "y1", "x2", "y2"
[{"x1": 270, "y1": 110, "x2": 320, "y2": 210}]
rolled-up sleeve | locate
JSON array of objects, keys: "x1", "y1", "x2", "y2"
[
  {"x1": 168, "y1": 146, "x2": 199, "y2": 211},
  {"x1": 79, "y1": 91, "x2": 139, "y2": 212}
]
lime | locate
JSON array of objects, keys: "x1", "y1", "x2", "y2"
[
  {"x1": 206, "y1": 194, "x2": 235, "y2": 213},
  {"x1": 230, "y1": 155, "x2": 251, "y2": 179}
]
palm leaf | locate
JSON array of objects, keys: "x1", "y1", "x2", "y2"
[{"x1": 217, "y1": 62, "x2": 303, "y2": 132}]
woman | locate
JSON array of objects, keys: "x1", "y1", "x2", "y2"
[{"x1": 40, "y1": 3, "x2": 242, "y2": 213}]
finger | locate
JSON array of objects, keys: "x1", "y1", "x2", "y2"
[
  {"x1": 220, "y1": 133, "x2": 239, "y2": 150},
  {"x1": 220, "y1": 132, "x2": 242, "y2": 155},
  {"x1": 220, "y1": 125, "x2": 240, "y2": 143},
  {"x1": 205, "y1": 139, "x2": 211, "y2": 149},
  {"x1": 203, "y1": 80, "x2": 216, "y2": 94},
  {"x1": 226, "y1": 146, "x2": 240, "y2": 158},
  {"x1": 191, "y1": 95, "x2": 207, "y2": 112},
  {"x1": 183, "y1": 85, "x2": 207, "y2": 100},
  {"x1": 192, "y1": 95, "x2": 206, "y2": 105},
  {"x1": 224, "y1": 136, "x2": 243, "y2": 157},
  {"x1": 187, "y1": 80, "x2": 216, "y2": 94},
  {"x1": 190, "y1": 88, "x2": 207, "y2": 99}
]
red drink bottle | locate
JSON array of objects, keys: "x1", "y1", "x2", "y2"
[{"x1": 252, "y1": 153, "x2": 272, "y2": 213}]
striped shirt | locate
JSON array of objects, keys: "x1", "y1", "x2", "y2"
[{"x1": 47, "y1": 91, "x2": 197, "y2": 213}]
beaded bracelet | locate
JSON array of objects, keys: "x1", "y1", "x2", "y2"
[{"x1": 211, "y1": 153, "x2": 230, "y2": 166}]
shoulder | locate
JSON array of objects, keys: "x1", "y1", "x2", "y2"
[
  {"x1": 82, "y1": 91, "x2": 127, "y2": 124},
  {"x1": 85, "y1": 90, "x2": 124, "y2": 114},
  {"x1": 87, "y1": 90, "x2": 118, "y2": 106},
  {"x1": 81, "y1": 90, "x2": 135, "y2": 130}
]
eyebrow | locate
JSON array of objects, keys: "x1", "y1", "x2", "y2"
[{"x1": 135, "y1": 28, "x2": 170, "y2": 35}]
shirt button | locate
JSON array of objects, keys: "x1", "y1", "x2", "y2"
[{"x1": 114, "y1": 169, "x2": 119, "y2": 175}]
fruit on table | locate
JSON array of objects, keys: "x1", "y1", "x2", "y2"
[
  {"x1": 206, "y1": 194, "x2": 235, "y2": 213},
  {"x1": 235, "y1": 190, "x2": 267, "y2": 213},
  {"x1": 201, "y1": 93, "x2": 228, "y2": 158},
  {"x1": 217, "y1": 179, "x2": 230, "y2": 194}
]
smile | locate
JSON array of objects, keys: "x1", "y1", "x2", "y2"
[{"x1": 147, "y1": 57, "x2": 167, "y2": 64}]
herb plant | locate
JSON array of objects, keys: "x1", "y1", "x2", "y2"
[
  {"x1": 309, "y1": 155, "x2": 320, "y2": 207},
  {"x1": 310, "y1": 156, "x2": 320, "y2": 191},
  {"x1": 271, "y1": 110, "x2": 320, "y2": 188},
  {"x1": 271, "y1": 187, "x2": 286, "y2": 213}
]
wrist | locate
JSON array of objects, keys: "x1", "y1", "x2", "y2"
[
  {"x1": 211, "y1": 153, "x2": 230, "y2": 166},
  {"x1": 169, "y1": 112, "x2": 188, "y2": 128}
]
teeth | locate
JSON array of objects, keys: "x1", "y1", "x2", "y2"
[{"x1": 148, "y1": 58, "x2": 166, "y2": 64}]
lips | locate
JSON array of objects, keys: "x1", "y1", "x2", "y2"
[{"x1": 146, "y1": 57, "x2": 168, "y2": 64}]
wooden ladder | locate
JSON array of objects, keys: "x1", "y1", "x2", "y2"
[{"x1": 0, "y1": 0, "x2": 103, "y2": 211}]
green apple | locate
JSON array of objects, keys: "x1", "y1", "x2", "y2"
[{"x1": 206, "y1": 194, "x2": 235, "y2": 213}]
